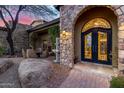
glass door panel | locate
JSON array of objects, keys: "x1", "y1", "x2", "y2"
[
  {"x1": 84, "y1": 33, "x2": 92, "y2": 59},
  {"x1": 98, "y1": 31, "x2": 107, "y2": 61},
  {"x1": 81, "y1": 28, "x2": 112, "y2": 65}
]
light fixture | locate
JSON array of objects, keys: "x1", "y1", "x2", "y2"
[
  {"x1": 94, "y1": 22, "x2": 99, "y2": 26},
  {"x1": 62, "y1": 31, "x2": 66, "y2": 34}
]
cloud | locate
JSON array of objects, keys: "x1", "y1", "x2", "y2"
[
  {"x1": 0, "y1": 15, "x2": 34, "y2": 27},
  {"x1": 19, "y1": 15, "x2": 34, "y2": 25},
  {"x1": 0, "y1": 5, "x2": 60, "y2": 27}
]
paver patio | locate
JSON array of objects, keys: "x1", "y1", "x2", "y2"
[{"x1": 60, "y1": 63, "x2": 114, "y2": 88}]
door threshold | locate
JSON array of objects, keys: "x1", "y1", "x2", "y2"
[
  {"x1": 81, "y1": 61, "x2": 113, "y2": 68},
  {"x1": 74, "y1": 61, "x2": 117, "y2": 76}
]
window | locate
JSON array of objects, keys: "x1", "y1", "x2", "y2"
[{"x1": 82, "y1": 18, "x2": 111, "y2": 32}]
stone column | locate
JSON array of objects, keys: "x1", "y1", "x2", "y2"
[
  {"x1": 60, "y1": 31, "x2": 73, "y2": 68},
  {"x1": 59, "y1": 6, "x2": 86, "y2": 68},
  {"x1": 118, "y1": 6, "x2": 124, "y2": 73},
  {"x1": 118, "y1": 16, "x2": 124, "y2": 71}
]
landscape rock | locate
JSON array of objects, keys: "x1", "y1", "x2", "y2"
[
  {"x1": 0, "y1": 59, "x2": 14, "y2": 74},
  {"x1": 18, "y1": 59, "x2": 52, "y2": 88},
  {"x1": 26, "y1": 49, "x2": 37, "y2": 58},
  {"x1": 22, "y1": 49, "x2": 26, "y2": 58}
]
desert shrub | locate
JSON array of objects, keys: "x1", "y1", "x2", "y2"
[
  {"x1": 110, "y1": 76, "x2": 124, "y2": 88},
  {"x1": 0, "y1": 46, "x2": 6, "y2": 56}
]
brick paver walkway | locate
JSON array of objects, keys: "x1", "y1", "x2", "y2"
[{"x1": 60, "y1": 63, "x2": 114, "y2": 88}]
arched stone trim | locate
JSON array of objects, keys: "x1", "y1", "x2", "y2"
[
  {"x1": 72, "y1": 6, "x2": 119, "y2": 29},
  {"x1": 71, "y1": 6, "x2": 120, "y2": 68},
  {"x1": 116, "y1": 6, "x2": 124, "y2": 71},
  {"x1": 82, "y1": 18, "x2": 111, "y2": 32},
  {"x1": 60, "y1": 5, "x2": 124, "y2": 71}
]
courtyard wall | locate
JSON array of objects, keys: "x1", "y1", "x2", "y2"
[{"x1": 0, "y1": 24, "x2": 31, "y2": 55}]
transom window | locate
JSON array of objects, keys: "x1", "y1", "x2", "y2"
[{"x1": 82, "y1": 18, "x2": 111, "y2": 32}]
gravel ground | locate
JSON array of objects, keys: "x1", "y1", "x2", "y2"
[
  {"x1": 46, "y1": 63, "x2": 70, "y2": 88},
  {"x1": 42, "y1": 56, "x2": 71, "y2": 88},
  {"x1": 0, "y1": 58, "x2": 24, "y2": 88}
]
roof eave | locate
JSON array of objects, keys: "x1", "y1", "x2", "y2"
[{"x1": 27, "y1": 18, "x2": 60, "y2": 33}]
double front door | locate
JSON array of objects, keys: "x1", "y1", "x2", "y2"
[{"x1": 81, "y1": 28, "x2": 112, "y2": 65}]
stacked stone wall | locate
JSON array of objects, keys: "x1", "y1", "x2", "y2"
[{"x1": 0, "y1": 24, "x2": 30, "y2": 55}]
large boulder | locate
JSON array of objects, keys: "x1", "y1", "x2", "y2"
[
  {"x1": 18, "y1": 59, "x2": 52, "y2": 88},
  {"x1": 0, "y1": 59, "x2": 14, "y2": 74}
]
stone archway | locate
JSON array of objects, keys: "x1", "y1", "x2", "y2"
[
  {"x1": 60, "y1": 5, "x2": 124, "y2": 71},
  {"x1": 74, "y1": 6, "x2": 118, "y2": 67}
]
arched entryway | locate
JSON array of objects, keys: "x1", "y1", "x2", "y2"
[
  {"x1": 74, "y1": 6, "x2": 118, "y2": 67},
  {"x1": 81, "y1": 18, "x2": 112, "y2": 65}
]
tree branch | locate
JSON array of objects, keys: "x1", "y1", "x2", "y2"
[
  {"x1": 11, "y1": 5, "x2": 26, "y2": 31},
  {"x1": 0, "y1": 6, "x2": 14, "y2": 24},
  {"x1": 0, "y1": 27, "x2": 8, "y2": 32},
  {"x1": 0, "y1": 9, "x2": 11, "y2": 30}
]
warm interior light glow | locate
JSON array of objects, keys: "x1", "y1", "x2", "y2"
[
  {"x1": 94, "y1": 22, "x2": 99, "y2": 26},
  {"x1": 82, "y1": 18, "x2": 111, "y2": 32}
]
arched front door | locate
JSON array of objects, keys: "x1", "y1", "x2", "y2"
[{"x1": 81, "y1": 18, "x2": 112, "y2": 65}]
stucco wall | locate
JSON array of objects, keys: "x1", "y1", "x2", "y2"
[{"x1": 60, "y1": 5, "x2": 124, "y2": 71}]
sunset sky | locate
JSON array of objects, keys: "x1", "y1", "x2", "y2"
[
  {"x1": 0, "y1": 15, "x2": 34, "y2": 26},
  {"x1": 0, "y1": 5, "x2": 59, "y2": 27}
]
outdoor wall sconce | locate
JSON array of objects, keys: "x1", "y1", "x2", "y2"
[
  {"x1": 62, "y1": 31, "x2": 66, "y2": 38},
  {"x1": 61, "y1": 31, "x2": 71, "y2": 39}
]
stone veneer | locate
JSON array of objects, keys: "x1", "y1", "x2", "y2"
[
  {"x1": 0, "y1": 24, "x2": 31, "y2": 55},
  {"x1": 60, "y1": 5, "x2": 124, "y2": 71}
]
